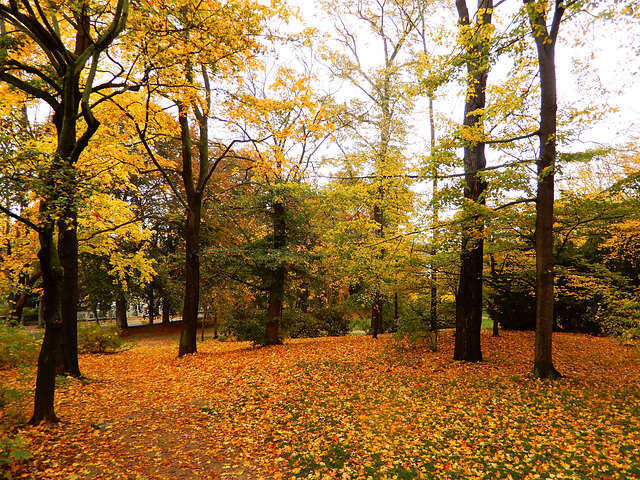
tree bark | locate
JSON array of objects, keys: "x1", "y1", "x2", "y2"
[
  {"x1": 148, "y1": 288, "x2": 155, "y2": 325},
  {"x1": 489, "y1": 253, "x2": 500, "y2": 337},
  {"x1": 266, "y1": 200, "x2": 285, "y2": 345},
  {"x1": 526, "y1": 0, "x2": 564, "y2": 379},
  {"x1": 162, "y1": 297, "x2": 170, "y2": 324},
  {"x1": 453, "y1": 0, "x2": 492, "y2": 362},
  {"x1": 30, "y1": 222, "x2": 62, "y2": 424},
  {"x1": 58, "y1": 215, "x2": 81, "y2": 377},
  {"x1": 179, "y1": 203, "x2": 201, "y2": 355},
  {"x1": 115, "y1": 287, "x2": 128, "y2": 329}
]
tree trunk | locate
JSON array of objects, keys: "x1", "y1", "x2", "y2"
[
  {"x1": 526, "y1": 0, "x2": 563, "y2": 379},
  {"x1": 179, "y1": 205, "x2": 201, "y2": 356},
  {"x1": 489, "y1": 253, "x2": 500, "y2": 337},
  {"x1": 429, "y1": 97, "x2": 439, "y2": 346},
  {"x1": 38, "y1": 294, "x2": 44, "y2": 329},
  {"x1": 58, "y1": 215, "x2": 81, "y2": 377},
  {"x1": 371, "y1": 203, "x2": 385, "y2": 339},
  {"x1": 162, "y1": 297, "x2": 170, "y2": 324},
  {"x1": 453, "y1": 0, "x2": 492, "y2": 363},
  {"x1": 371, "y1": 292, "x2": 383, "y2": 339},
  {"x1": 148, "y1": 289, "x2": 155, "y2": 325},
  {"x1": 115, "y1": 287, "x2": 128, "y2": 329},
  {"x1": 266, "y1": 200, "x2": 285, "y2": 346},
  {"x1": 30, "y1": 223, "x2": 63, "y2": 425}
]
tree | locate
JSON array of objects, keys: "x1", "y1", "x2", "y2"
[
  {"x1": 225, "y1": 65, "x2": 338, "y2": 345},
  {"x1": 0, "y1": 0, "x2": 129, "y2": 422},
  {"x1": 123, "y1": 0, "x2": 274, "y2": 356},
  {"x1": 451, "y1": 0, "x2": 494, "y2": 362},
  {"x1": 319, "y1": 0, "x2": 422, "y2": 338},
  {"x1": 524, "y1": 0, "x2": 566, "y2": 378}
]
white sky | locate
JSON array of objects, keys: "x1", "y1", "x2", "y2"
[{"x1": 286, "y1": 0, "x2": 639, "y2": 153}]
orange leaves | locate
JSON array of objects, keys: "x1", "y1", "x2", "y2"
[{"x1": 9, "y1": 329, "x2": 640, "y2": 479}]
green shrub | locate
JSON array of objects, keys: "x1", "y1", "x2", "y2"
[
  {"x1": 21, "y1": 307, "x2": 39, "y2": 326},
  {"x1": 77, "y1": 323, "x2": 123, "y2": 354},
  {"x1": 0, "y1": 435, "x2": 31, "y2": 479},
  {"x1": 597, "y1": 295, "x2": 640, "y2": 339},
  {"x1": 315, "y1": 306, "x2": 351, "y2": 337},
  {"x1": 391, "y1": 315, "x2": 437, "y2": 351},
  {"x1": 223, "y1": 311, "x2": 268, "y2": 346},
  {"x1": 281, "y1": 310, "x2": 323, "y2": 339},
  {"x1": 0, "y1": 325, "x2": 40, "y2": 369}
]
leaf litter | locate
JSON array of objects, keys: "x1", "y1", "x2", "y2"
[{"x1": 9, "y1": 329, "x2": 640, "y2": 479}]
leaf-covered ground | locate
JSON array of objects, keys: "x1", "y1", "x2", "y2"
[{"x1": 8, "y1": 327, "x2": 640, "y2": 479}]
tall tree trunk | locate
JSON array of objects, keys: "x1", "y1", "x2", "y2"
[
  {"x1": 371, "y1": 292, "x2": 383, "y2": 339},
  {"x1": 489, "y1": 252, "x2": 500, "y2": 337},
  {"x1": 453, "y1": 0, "x2": 492, "y2": 363},
  {"x1": 30, "y1": 223, "x2": 62, "y2": 425},
  {"x1": 162, "y1": 297, "x2": 170, "y2": 324},
  {"x1": 58, "y1": 215, "x2": 81, "y2": 377},
  {"x1": 526, "y1": 0, "x2": 564, "y2": 378},
  {"x1": 177, "y1": 95, "x2": 203, "y2": 357},
  {"x1": 148, "y1": 288, "x2": 155, "y2": 325},
  {"x1": 115, "y1": 287, "x2": 128, "y2": 328},
  {"x1": 179, "y1": 205, "x2": 201, "y2": 356},
  {"x1": 266, "y1": 200, "x2": 285, "y2": 345},
  {"x1": 371, "y1": 202, "x2": 385, "y2": 339},
  {"x1": 429, "y1": 97, "x2": 439, "y2": 344}
]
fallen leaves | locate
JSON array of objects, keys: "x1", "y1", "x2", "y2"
[{"x1": 8, "y1": 330, "x2": 640, "y2": 479}]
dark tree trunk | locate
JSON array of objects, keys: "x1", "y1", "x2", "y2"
[
  {"x1": 58, "y1": 215, "x2": 81, "y2": 377},
  {"x1": 526, "y1": 0, "x2": 564, "y2": 379},
  {"x1": 429, "y1": 98, "x2": 439, "y2": 344},
  {"x1": 489, "y1": 253, "x2": 500, "y2": 337},
  {"x1": 371, "y1": 203, "x2": 385, "y2": 339},
  {"x1": 179, "y1": 205, "x2": 201, "y2": 356},
  {"x1": 38, "y1": 294, "x2": 44, "y2": 329},
  {"x1": 453, "y1": 0, "x2": 492, "y2": 363},
  {"x1": 115, "y1": 287, "x2": 128, "y2": 329},
  {"x1": 266, "y1": 200, "x2": 285, "y2": 345},
  {"x1": 371, "y1": 292, "x2": 383, "y2": 339},
  {"x1": 177, "y1": 96, "x2": 204, "y2": 357},
  {"x1": 30, "y1": 223, "x2": 62, "y2": 425},
  {"x1": 162, "y1": 297, "x2": 170, "y2": 324},
  {"x1": 148, "y1": 289, "x2": 155, "y2": 325}
]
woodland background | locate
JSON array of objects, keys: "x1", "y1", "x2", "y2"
[{"x1": 0, "y1": 0, "x2": 639, "y2": 477}]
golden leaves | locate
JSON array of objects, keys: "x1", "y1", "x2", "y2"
[{"x1": 8, "y1": 329, "x2": 640, "y2": 479}]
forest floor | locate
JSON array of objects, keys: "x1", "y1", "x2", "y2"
[{"x1": 5, "y1": 325, "x2": 640, "y2": 479}]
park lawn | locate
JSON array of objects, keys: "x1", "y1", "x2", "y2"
[{"x1": 8, "y1": 329, "x2": 640, "y2": 479}]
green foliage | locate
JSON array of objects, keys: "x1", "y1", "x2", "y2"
[
  {"x1": 0, "y1": 435, "x2": 31, "y2": 479},
  {"x1": 0, "y1": 325, "x2": 40, "y2": 369},
  {"x1": 596, "y1": 295, "x2": 640, "y2": 340},
  {"x1": 314, "y1": 306, "x2": 351, "y2": 337},
  {"x1": 391, "y1": 298, "x2": 440, "y2": 351},
  {"x1": 223, "y1": 310, "x2": 268, "y2": 347},
  {"x1": 0, "y1": 379, "x2": 30, "y2": 433},
  {"x1": 77, "y1": 323, "x2": 124, "y2": 354},
  {"x1": 392, "y1": 315, "x2": 437, "y2": 352},
  {"x1": 281, "y1": 310, "x2": 323, "y2": 339},
  {"x1": 281, "y1": 306, "x2": 351, "y2": 339}
]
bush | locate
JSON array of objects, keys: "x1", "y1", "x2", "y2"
[
  {"x1": 315, "y1": 306, "x2": 351, "y2": 337},
  {"x1": 597, "y1": 295, "x2": 640, "y2": 339},
  {"x1": 223, "y1": 311, "x2": 268, "y2": 346},
  {"x1": 0, "y1": 325, "x2": 40, "y2": 369},
  {"x1": 391, "y1": 315, "x2": 437, "y2": 352},
  {"x1": 77, "y1": 323, "x2": 123, "y2": 354},
  {"x1": 281, "y1": 310, "x2": 323, "y2": 339}
]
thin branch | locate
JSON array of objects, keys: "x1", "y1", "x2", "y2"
[{"x1": 0, "y1": 203, "x2": 42, "y2": 233}]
